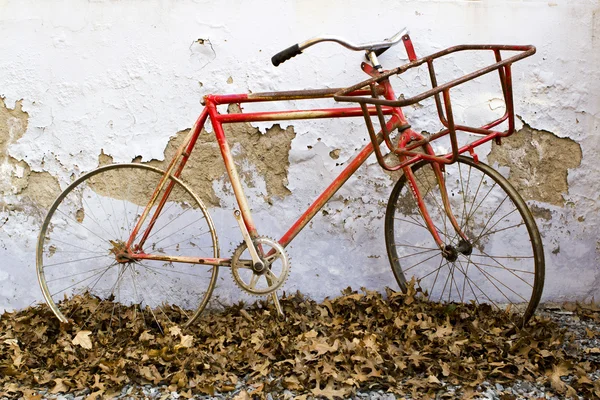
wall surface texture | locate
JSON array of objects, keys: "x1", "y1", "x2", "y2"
[{"x1": 1, "y1": 0, "x2": 599, "y2": 312}]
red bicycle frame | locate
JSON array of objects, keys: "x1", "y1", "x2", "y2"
[{"x1": 125, "y1": 34, "x2": 530, "y2": 267}]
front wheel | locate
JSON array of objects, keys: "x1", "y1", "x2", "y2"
[
  {"x1": 384, "y1": 156, "x2": 544, "y2": 327},
  {"x1": 37, "y1": 163, "x2": 219, "y2": 330}
]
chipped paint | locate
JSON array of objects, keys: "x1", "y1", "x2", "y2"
[
  {"x1": 1, "y1": 0, "x2": 600, "y2": 312},
  {"x1": 99, "y1": 109, "x2": 296, "y2": 207},
  {"x1": 0, "y1": 98, "x2": 61, "y2": 213},
  {"x1": 0, "y1": 98, "x2": 28, "y2": 198},
  {"x1": 488, "y1": 125, "x2": 582, "y2": 206}
]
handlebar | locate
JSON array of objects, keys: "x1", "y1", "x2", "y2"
[{"x1": 271, "y1": 28, "x2": 409, "y2": 67}]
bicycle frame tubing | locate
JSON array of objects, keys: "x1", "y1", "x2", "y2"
[
  {"x1": 127, "y1": 83, "x2": 401, "y2": 263},
  {"x1": 128, "y1": 83, "x2": 453, "y2": 267},
  {"x1": 128, "y1": 42, "x2": 459, "y2": 266}
]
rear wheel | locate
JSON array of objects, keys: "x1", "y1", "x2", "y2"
[
  {"x1": 384, "y1": 156, "x2": 544, "y2": 326},
  {"x1": 37, "y1": 163, "x2": 219, "y2": 331}
]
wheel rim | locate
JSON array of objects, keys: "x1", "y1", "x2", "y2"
[
  {"x1": 37, "y1": 163, "x2": 219, "y2": 330},
  {"x1": 385, "y1": 156, "x2": 544, "y2": 326}
]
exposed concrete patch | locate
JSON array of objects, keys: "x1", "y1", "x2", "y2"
[
  {"x1": 19, "y1": 172, "x2": 63, "y2": 209},
  {"x1": 529, "y1": 204, "x2": 553, "y2": 221},
  {"x1": 0, "y1": 98, "x2": 29, "y2": 197},
  {"x1": 487, "y1": 125, "x2": 582, "y2": 206},
  {"x1": 98, "y1": 105, "x2": 296, "y2": 207},
  {"x1": 329, "y1": 149, "x2": 341, "y2": 160},
  {"x1": 0, "y1": 98, "x2": 61, "y2": 212}
]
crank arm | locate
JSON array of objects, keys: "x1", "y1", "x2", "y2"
[{"x1": 233, "y1": 210, "x2": 265, "y2": 269}]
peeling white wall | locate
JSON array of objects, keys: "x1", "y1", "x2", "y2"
[{"x1": 1, "y1": 0, "x2": 599, "y2": 312}]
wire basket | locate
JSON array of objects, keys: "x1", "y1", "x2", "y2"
[{"x1": 334, "y1": 44, "x2": 536, "y2": 170}]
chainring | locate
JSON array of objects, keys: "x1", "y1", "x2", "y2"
[{"x1": 230, "y1": 236, "x2": 290, "y2": 296}]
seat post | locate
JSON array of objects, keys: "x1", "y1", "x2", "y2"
[{"x1": 366, "y1": 51, "x2": 383, "y2": 72}]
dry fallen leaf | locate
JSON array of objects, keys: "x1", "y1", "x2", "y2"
[
  {"x1": 232, "y1": 390, "x2": 250, "y2": 400},
  {"x1": 311, "y1": 379, "x2": 350, "y2": 400},
  {"x1": 85, "y1": 389, "x2": 104, "y2": 400},
  {"x1": 547, "y1": 361, "x2": 572, "y2": 393},
  {"x1": 72, "y1": 330, "x2": 92, "y2": 350},
  {"x1": 0, "y1": 286, "x2": 597, "y2": 399},
  {"x1": 139, "y1": 330, "x2": 155, "y2": 341},
  {"x1": 283, "y1": 375, "x2": 302, "y2": 390},
  {"x1": 21, "y1": 389, "x2": 42, "y2": 400},
  {"x1": 50, "y1": 378, "x2": 69, "y2": 394},
  {"x1": 180, "y1": 334, "x2": 194, "y2": 348},
  {"x1": 169, "y1": 326, "x2": 182, "y2": 337},
  {"x1": 435, "y1": 322, "x2": 453, "y2": 338}
]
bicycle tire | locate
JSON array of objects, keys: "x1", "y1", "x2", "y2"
[
  {"x1": 37, "y1": 163, "x2": 219, "y2": 330},
  {"x1": 384, "y1": 155, "x2": 544, "y2": 327}
]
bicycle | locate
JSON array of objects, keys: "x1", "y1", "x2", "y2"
[{"x1": 36, "y1": 28, "x2": 545, "y2": 331}]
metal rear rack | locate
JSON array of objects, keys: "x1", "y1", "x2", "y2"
[{"x1": 334, "y1": 44, "x2": 536, "y2": 166}]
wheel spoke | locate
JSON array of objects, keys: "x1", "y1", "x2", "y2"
[
  {"x1": 394, "y1": 215, "x2": 452, "y2": 242},
  {"x1": 157, "y1": 230, "x2": 212, "y2": 252},
  {"x1": 45, "y1": 236, "x2": 105, "y2": 255},
  {"x1": 45, "y1": 265, "x2": 116, "y2": 283},
  {"x1": 438, "y1": 264, "x2": 453, "y2": 302},
  {"x1": 131, "y1": 266, "x2": 166, "y2": 334},
  {"x1": 454, "y1": 259, "x2": 504, "y2": 310},
  {"x1": 392, "y1": 248, "x2": 439, "y2": 261},
  {"x1": 475, "y1": 219, "x2": 525, "y2": 240},
  {"x1": 143, "y1": 204, "x2": 194, "y2": 244},
  {"x1": 38, "y1": 164, "x2": 218, "y2": 332},
  {"x1": 393, "y1": 243, "x2": 439, "y2": 251},
  {"x1": 460, "y1": 171, "x2": 487, "y2": 232},
  {"x1": 55, "y1": 207, "x2": 112, "y2": 247},
  {"x1": 80, "y1": 194, "x2": 121, "y2": 241},
  {"x1": 136, "y1": 262, "x2": 193, "y2": 319},
  {"x1": 468, "y1": 258, "x2": 529, "y2": 303},
  {"x1": 418, "y1": 257, "x2": 446, "y2": 296},
  {"x1": 464, "y1": 256, "x2": 535, "y2": 274},
  {"x1": 467, "y1": 251, "x2": 535, "y2": 287},
  {"x1": 401, "y1": 252, "x2": 443, "y2": 274},
  {"x1": 385, "y1": 157, "x2": 543, "y2": 326},
  {"x1": 449, "y1": 263, "x2": 463, "y2": 302},
  {"x1": 44, "y1": 254, "x2": 111, "y2": 268},
  {"x1": 49, "y1": 262, "x2": 117, "y2": 298},
  {"x1": 47, "y1": 223, "x2": 109, "y2": 254}
]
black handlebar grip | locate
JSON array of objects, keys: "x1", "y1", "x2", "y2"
[{"x1": 271, "y1": 44, "x2": 302, "y2": 66}]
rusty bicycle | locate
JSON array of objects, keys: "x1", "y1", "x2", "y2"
[{"x1": 36, "y1": 28, "x2": 545, "y2": 330}]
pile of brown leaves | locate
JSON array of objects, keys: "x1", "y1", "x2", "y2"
[{"x1": 1, "y1": 287, "x2": 599, "y2": 399}]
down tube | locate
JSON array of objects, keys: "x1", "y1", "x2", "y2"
[{"x1": 278, "y1": 115, "x2": 401, "y2": 248}]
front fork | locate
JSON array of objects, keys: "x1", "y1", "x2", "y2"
[{"x1": 400, "y1": 133, "x2": 473, "y2": 260}]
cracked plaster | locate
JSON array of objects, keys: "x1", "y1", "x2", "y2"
[{"x1": 0, "y1": 0, "x2": 599, "y2": 311}]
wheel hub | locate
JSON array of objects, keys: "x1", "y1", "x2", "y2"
[
  {"x1": 456, "y1": 239, "x2": 473, "y2": 256},
  {"x1": 443, "y1": 239, "x2": 473, "y2": 262},
  {"x1": 109, "y1": 240, "x2": 135, "y2": 263},
  {"x1": 443, "y1": 245, "x2": 459, "y2": 262}
]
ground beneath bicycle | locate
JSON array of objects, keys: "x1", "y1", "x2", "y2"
[{"x1": 0, "y1": 289, "x2": 599, "y2": 400}]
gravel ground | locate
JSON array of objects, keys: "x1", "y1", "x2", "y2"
[{"x1": 2, "y1": 305, "x2": 598, "y2": 400}]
